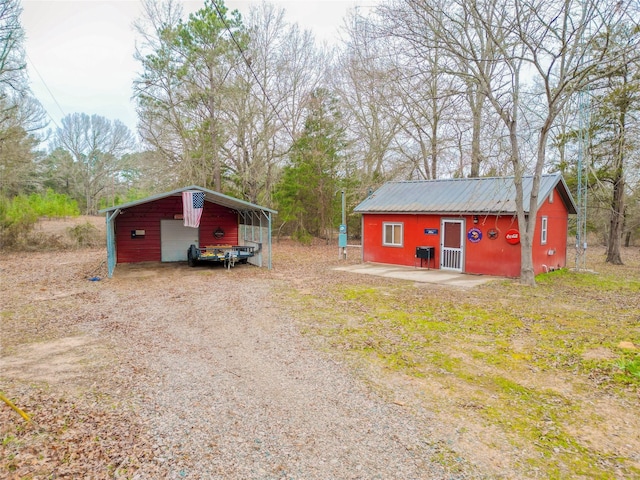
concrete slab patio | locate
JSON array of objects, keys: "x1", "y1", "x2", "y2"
[{"x1": 334, "y1": 262, "x2": 502, "y2": 288}]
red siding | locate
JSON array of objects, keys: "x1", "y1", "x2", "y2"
[
  {"x1": 532, "y1": 192, "x2": 569, "y2": 274},
  {"x1": 361, "y1": 186, "x2": 571, "y2": 278},
  {"x1": 465, "y1": 215, "x2": 522, "y2": 277},
  {"x1": 115, "y1": 196, "x2": 238, "y2": 263},
  {"x1": 198, "y1": 203, "x2": 239, "y2": 247},
  {"x1": 362, "y1": 214, "x2": 442, "y2": 267}
]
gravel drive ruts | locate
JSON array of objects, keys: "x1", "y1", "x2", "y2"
[{"x1": 104, "y1": 266, "x2": 462, "y2": 479}]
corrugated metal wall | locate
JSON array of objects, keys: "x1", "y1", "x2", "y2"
[{"x1": 115, "y1": 196, "x2": 239, "y2": 263}]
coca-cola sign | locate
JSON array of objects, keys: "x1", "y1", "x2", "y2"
[{"x1": 505, "y1": 229, "x2": 520, "y2": 245}]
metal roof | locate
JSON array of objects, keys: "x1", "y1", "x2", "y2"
[
  {"x1": 99, "y1": 185, "x2": 277, "y2": 214},
  {"x1": 354, "y1": 173, "x2": 577, "y2": 215}
]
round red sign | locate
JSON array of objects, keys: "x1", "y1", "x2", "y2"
[{"x1": 505, "y1": 229, "x2": 520, "y2": 245}]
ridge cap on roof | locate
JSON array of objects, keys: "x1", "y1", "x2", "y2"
[{"x1": 388, "y1": 173, "x2": 560, "y2": 185}]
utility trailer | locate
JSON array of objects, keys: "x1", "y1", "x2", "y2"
[{"x1": 187, "y1": 244, "x2": 255, "y2": 268}]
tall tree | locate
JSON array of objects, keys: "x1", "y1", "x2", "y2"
[
  {"x1": 53, "y1": 113, "x2": 136, "y2": 214},
  {"x1": 0, "y1": 97, "x2": 40, "y2": 195},
  {"x1": 374, "y1": 0, "x2": 496, "y2": 179},
  {"x1": 589, "y1": 23, "x2": 640, "y2": 264},
  {"x1": 275, "y1": 89, "x2": 346, "y2": 241},
  {"x1": 174, "y1": 0, "x2": 245, "y2": 191},
  {"x1": 134, "y1": 0, "x2": 244, "y2": 191},
  {"x1": 134, "y1": 0, "x2": 329, "y2": 205},
  {"x1": 0, "y1": 0, "x2": 45, "y2": 196},
  {"x1": 336, "y1": 11, "x2": 402, "y2": 192},
  {"x1": 222, "y1": 2, "x2": 327, "y2": 205},
  {"x1": 0, "y1": 0, "x2": 24, "y2": 96}
]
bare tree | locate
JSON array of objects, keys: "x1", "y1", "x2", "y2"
[
  {"x1": 0, "y1": 0, "x2": 46, "y2": 195},
  {"x1": 335, "y1": 11, "x2": 403, "y2": 190},
  {"x1": 588, "y1": 22, "x2": 640, "y2": 264},
  {"x1": 221, "y1": 2, "x2": 327, "y2": 204},
  {"x1": 0, "y1": 0, "x2": 25, "y2": 95},
  {"x1": 391, "y1": 59, "x2": 461, "y2": 180},
  {"x1": 53, "y1": 113, "x2": 136, "y2": 214},
  {"x1": 376, "y1": 0, "x2": 496, "y2": 179}
]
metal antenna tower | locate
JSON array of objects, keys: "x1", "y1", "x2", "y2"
[
  {"x1": 575, "y1": 7, "x2": 592, "y2": 271},
  {"x1": 575, "y1": 92, "x2": 589, "y2": 271}
]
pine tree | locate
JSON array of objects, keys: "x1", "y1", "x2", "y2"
[{"x1": 275, "y1": 89, "x2": 346, "y2": 242}]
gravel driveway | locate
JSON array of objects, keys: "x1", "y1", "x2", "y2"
[
  {"x1": 5, "y1": 221, "x2": 639, "y2": 479},
  {"x1": 103, "y1": 264, "x2": 460, "y2": 479}
]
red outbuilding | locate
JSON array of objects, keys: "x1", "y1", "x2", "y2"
[
  {"x1": 353, "y1": 173, "x2": 577, "y2": 278},
  {"x1": 99, "y1": 186, "x2": 276, "y2": 277}
]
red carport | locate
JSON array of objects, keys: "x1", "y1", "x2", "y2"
[{"x1": 99, "y1": 185, "x2": 276, "y2": 277}]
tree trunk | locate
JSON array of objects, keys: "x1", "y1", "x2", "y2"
[
  {"x1": 511, "y1": 118, "x2": 536, "y2": 286},
  {"x1": 605, "y1": 175, "x2": 625, "y2": 264},
  {"x1": 605, "y1": 94, "x2": 627, "y2": 265},
  {"x1": 430, "y1": 122, "x2": 438, "y2": 180},
  {"x1": 208, "y1": 66, "x2": 221, "y2": 192},
  {"x1": 430, "y1": 74, "x2": 439, "y2": 179},
  {"x1": 521, "y1": 116, "x2": 553, "y2": 285},
  {"x1": 469, "y1": 87, "x2": 485, "y2": 178}
]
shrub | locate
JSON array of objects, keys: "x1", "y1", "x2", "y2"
[
  {"x1": 0, "y1": 196, "x2": 39, "y2": 249},
  {"x1": 293, "y1": 228, "x2": 313, "y2": 245},
  {"x1": 66, "y1": 222, "x2": 102, "y2": 248},
  {"x1": 0, "y1": 191, "x2": 80, "y2": 249},
  {"x1": 32, "y1": 189, "x2": 80, "y2": 217}
]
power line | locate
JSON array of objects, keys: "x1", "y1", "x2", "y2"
[{"x1": 26, "y1": 52, "x2": 65, "y2": 130}]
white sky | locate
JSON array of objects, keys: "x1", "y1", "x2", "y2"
[{"x1": 21, "y1": 0, "x2": 377, "y2": 136}]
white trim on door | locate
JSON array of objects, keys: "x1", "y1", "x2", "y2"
[{"x1": 440, "y1": 219, "x2": 465, "y2": 272}]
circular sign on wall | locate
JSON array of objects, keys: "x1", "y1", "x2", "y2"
[
  {"x1": 467, "y1": 228, "x2": 482, "y2": 243},
  {"x1": 505, "y1": 228, "x2": 520, "y2": 245}
]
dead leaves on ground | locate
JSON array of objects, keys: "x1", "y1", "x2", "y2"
[{"x1": 0, "y1": 383, "x2": 154, "y2": 479}]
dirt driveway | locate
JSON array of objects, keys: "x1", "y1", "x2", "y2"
[{"x1": 1, "y1": 244, "x2": 481, "y2": 479}]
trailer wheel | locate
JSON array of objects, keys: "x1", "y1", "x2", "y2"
[{"x1": 187, "y1": 245, "x2": 197, "y2": 267}]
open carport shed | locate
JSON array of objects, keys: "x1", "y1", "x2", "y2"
[{"x1": 99, "y1": 185, "x2": 276, "y2": 277}]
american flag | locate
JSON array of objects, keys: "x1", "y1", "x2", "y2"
[{"x1": 182, "y1": 190, "x2": 205, "y2": 228}]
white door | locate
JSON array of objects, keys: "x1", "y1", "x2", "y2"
[
  {"x1": 161, "y1": 220, "x2": 199, "y2": 262},
  {"x1": 440, "y1": 219, "x2": 465, "y2": 271}
]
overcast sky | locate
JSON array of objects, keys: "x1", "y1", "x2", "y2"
[{"x1": 21, "y1": 0, "x2": 376, "y2": 137}]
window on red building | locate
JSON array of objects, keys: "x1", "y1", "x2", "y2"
[
  {"x1": 541, "y1": 216, "x2": 548, "y2": 245},
  {"x1": 383, "y1": 222, "x2": 403, "y2": 246}
]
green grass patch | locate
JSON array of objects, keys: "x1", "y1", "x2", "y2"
[
  {"x1": 288, "y1": 262, "x2": 640, "y2": 479},
  {"x1": 536, "y1": 268, "x2": 640, "y2": 292},
  {"x1": 611, "y1": 354, "x2": 640, "y2": 385}
]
